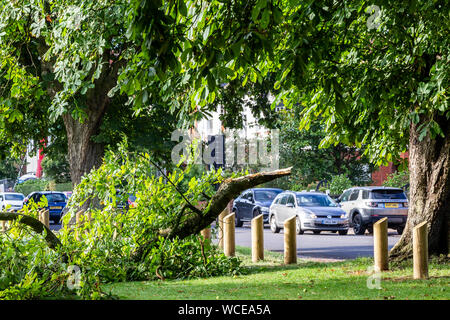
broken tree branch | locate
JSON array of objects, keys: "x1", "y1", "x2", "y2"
[
  {"x1": 152, "y1": 167, "x2": 292, "y2": 246},
  {"x1": 0, "y1": 211, "x2": 63, "y2": 250}
]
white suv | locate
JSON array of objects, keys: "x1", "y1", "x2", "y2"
[
  {"x1": 337, "y1": 187, "x2": 408, "y2": 235},
  {"x1": 0, "y1": 192, "x2": 25, "y2": 212}
]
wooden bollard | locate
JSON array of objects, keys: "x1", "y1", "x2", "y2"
[
  {"x1": 413, "y1": 221, "x2": 428, "y2": 279},
  {"x1": 1, "y1": 221, "x2": 6, "y2": 232},
  {"x1": 201, "y1": 227, "x2": 211, "y2": 240},
  {"x1": 373, "y1": 217, "x2": 388, "y2": 271},
  {"x1": 223, "y1": 212, "x2": 235, "y2": 257},
  {"x1": 284, "y1": 216, "x2": 297, "y2": 264},
  {"x1": 42, "y1": 209, "x2": 49, "y2": 229},
  {"x1": 251, "y1": 214, "x2": 264, "y2": 262},
  {"x1": 218, "y1": 209, "x2": 227, "y2": 249},
  {"x1": 38, "y1": 208, "x2": 45, "y2": 224}
]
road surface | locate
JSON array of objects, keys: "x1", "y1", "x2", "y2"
[
  {"x1": 50, "y1": 222, "x2": 401, "y2": 261},
  {"x1": 231, "y1": 223, "x2": 400, "y2": 260}
]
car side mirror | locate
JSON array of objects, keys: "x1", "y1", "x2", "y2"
[{"x1": 335, "y1": 198, "x2": 341, "y2": 203}]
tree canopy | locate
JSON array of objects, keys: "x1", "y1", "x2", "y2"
[{"x1": 1, "y1": 0, "x2": 448, "y2": 257}]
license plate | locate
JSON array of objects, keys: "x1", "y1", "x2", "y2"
[
  {"x1": 50, "y1": 206, "x2": 62, "y2": 210},
  {"x1": 323, "y1": 219, "x2": 337, "y2": 225},
  {"x1": 385, "y1": 203, "x2": 399, "y2": 208}
]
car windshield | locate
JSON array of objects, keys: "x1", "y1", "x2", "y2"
[
  {"x1": 371, "y1": 190, "x2": 407, "y2": 200},
  {"x1": 296, "y1": 194, "x2": 338, "y2": 207},
  {"x1": 254, "y1": 190, "x2": 282, "y2": 201},
  {"x1": 5, "y1": 194, "x2": 24, "y2": 201},
  {"x1": 44, "y1": 194, "x2": 66, "y2": 202}
]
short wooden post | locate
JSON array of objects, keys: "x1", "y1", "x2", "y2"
[
  {"x1": 201, "y1": 227, "x2": 211, "y2": 241},
  {"x1": 252, "y1": 214, "x2": 264, "y2": 262},
  {"x1": 284, "y1": 216, "x2": 297, "y2": 264},
  {"x1": 38, "y1": 208, "x2": 45, "y2": 224},
  {"x1": 218, "y1": 209, "x2": 227, "y2": 249},
  {"x1": 42, "y1": 209, "x2": 49, "y2": 229},
  {"x1": 373, "y1": 217, "x2": 388, "y2": 271},
  {"x1": 223, "y1": 212, "x2": 235, "y2": 257},
  {"x1": 1, "y1": 221, "x2": 6, "y2": 232},
  {"x1": 413, "y1": 221, "x2": 429, "y2": 279}
]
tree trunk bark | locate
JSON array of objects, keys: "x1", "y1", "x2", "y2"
[
  {"x1": 63, "y1": 110, "x2": 106, "y2": 186},
  {"x1": 62, "y1": 55, "x2": 124, "y2": 186},
  {"x1": 390, "y1": 116, "x2": 450, "y2": 260}
]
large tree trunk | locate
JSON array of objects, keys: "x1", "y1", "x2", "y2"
[
  {"x1": 63, "y1": 110, "x2": 106, "y2": 186},
  {"x1": 62, "y1": 57, "x2": 124, "y2": 186},
  {"x1": 390, "y1": 116, "x2": 450, "y2": 260}
]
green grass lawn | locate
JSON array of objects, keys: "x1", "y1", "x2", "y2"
[{"x1": 103, "y1": 247, "x2": 449, "y2": 300}]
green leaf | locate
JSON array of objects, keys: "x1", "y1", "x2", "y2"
[
  {"x1": 260, "y1": 8, "x2": 270, "y2": 29},
  {"x1": 178, "y1": 0, "x2": 187, "y2": 16}
]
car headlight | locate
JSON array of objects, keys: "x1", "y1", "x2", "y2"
[
  {"x1": 308, "y1": 213, "x2": 317, "y2": 219},
  {"x1": 261, "y1": 207, "x2": 269, "y2": 212},
  {"x1": 340, "y1": 214, "x2": 346, "y2": 218}
]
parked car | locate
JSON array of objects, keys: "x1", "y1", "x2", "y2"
[
  {"x1": 62, "y1": 191, "x2": 73, "y2": 199},
  {"x1": 115, "y1": 191, "x2": 137, "y2": 211},
  {"x1": 269, "y1": 191, "x2": 349, "y2": 235},
  {"x1": 337, "y1": 186, "x2": 408, "y2": 235},
  {"x1": 16, "y1": 173, "x2": 37, "y2": 184},
  {"x1": 0, "y1": 192, "x2": 25, "y2": 212},
  {"x1": 232, "y1": 188, "x2": 283, "y2": 227},
  {"x1": 24, "y1": 191, "x2": 67, "y2": 224}
]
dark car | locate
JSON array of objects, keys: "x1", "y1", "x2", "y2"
[
  {"x1": 24, "y1": 191, "x2": 67, "y2": 224},
  {"x1": 115, "y1": 191, "x2": 137, "y2": 211},
  {"x1": 232, "y1": 188, "x2": 283, "y2": 227}
]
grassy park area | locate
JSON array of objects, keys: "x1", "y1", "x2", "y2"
[
  {"x1": 104, "y1": 247, "x2": 449, "y2": 300},
  {"x1": 1, "y1": 1, "x2": 449, "y2": 303}
]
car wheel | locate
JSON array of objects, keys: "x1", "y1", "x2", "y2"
[
  {"x1": 295, "y1": 217, "x2": 304, "y2": 235},
  {"x1": 253, "y1": 209, "x2": 261, "y2": 219},
  {"x1": 338, "y1": 230, "x2": 348, "y2": 235},
  {"x1": 234, "y1": 210, "x2": 243, "y2": 227},
  {"x1": 270, "y1": 215, "x2": 280, "y2": 233},
  {"x1": 313, "y1": 230, "x2": 321, "y2": 235},
  {"x1": 352, "y1": 213, "x2": 366, "y2": 235},
  {"x1": 396, "y1": 226, "x2": 404, "y2": 235}
]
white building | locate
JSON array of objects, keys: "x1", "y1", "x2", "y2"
[{"x1": 194, "y1": 98, "x2": 279, "y2": 170}]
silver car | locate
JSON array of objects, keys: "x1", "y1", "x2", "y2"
[
  {"x1": 269, "y1": 191, "x2": 349, "y2": 235},
  {"x1": 337, "y1": 187, "x2": 408, "y2": 235}
]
